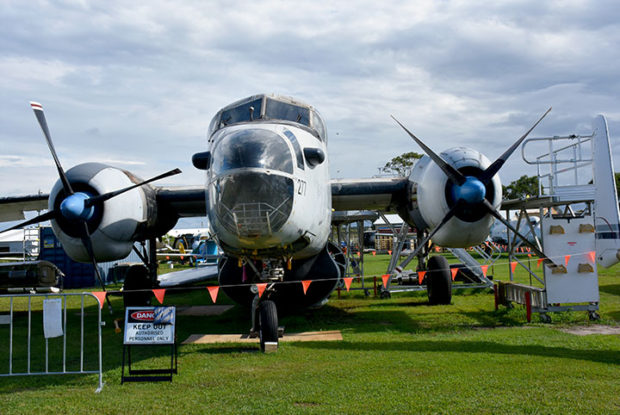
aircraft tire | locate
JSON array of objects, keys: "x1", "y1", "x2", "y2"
[
  {"x1": 122, "y1": 265, "x2": 152, "y2": 308},
  {"x1": 259, "y1": 300, "x2": 278, "y2": 352},
  {"x1": 426, "y1": 256, "x2": 452, "y2": 305}
]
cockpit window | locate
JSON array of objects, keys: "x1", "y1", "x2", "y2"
[
  {"x1": 212, "y1": 129, "x2": 294, "y2": 175},
  {"x1": 265, "y1": 98, "x2": 310, "y2": 126},
  {"x1": 208, "y1": 95, "x2": 327, "y2": 143},
  {"x1": 219, "y1": 98, "x2": 262, "y2": 127}
]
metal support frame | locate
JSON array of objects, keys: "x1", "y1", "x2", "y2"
[{"x1": 0, "y1": 292, "x2": 104, "y2": 392}]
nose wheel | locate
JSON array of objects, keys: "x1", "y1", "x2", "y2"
[{"x1": 258, "y1": 300, "x2": 279, "y2": 352}]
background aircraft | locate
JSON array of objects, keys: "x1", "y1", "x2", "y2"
[{"x1": 0, "y1": 94, "x2": 552, "y2": 351}]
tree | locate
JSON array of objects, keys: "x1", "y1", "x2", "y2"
[
  {"x1": 502, "y1": 175, "x2": 540, "y2": 200},
  {"x1": 381, "y1": 151, "x2": 423, "y2": 177},
  {"x1": 615, "y1": 172, "x2": 620, "y2": 199}
]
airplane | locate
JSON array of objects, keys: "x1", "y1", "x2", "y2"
[{"x1": 0, "y1": 94, "x2": 554, "y2": 351}]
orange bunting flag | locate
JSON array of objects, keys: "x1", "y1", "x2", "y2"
[
  {"x1": 451, "y1": 268, "x2": 458, "y2": 281},
  {"x1": 207, "y1": 286, "x2": 219, "y2": 303},
  {"x1": 343, "y1": 277, "x2": 353, "y2": 292},
  {"x1": 510, "y1": 261, "x2": 517, "y2": 273},
  {"x1": 527, "y1": 253, "x2": 532, "y2": 258},
  {"x1": 372, "y1": 251, "x2": 376, "y2": 256},
  {"x1": 382, "y1": 274, "x2": 390, "y2": 288},
  {"x1": 564, "y1": 255, "x2": 571, "y2": 266},
  {"x1": 388, "y1": 250, "x2": 392, "y2": 255},
  {"x1": 301, "y1": 280, "x2": 312, "y2": 295},
  {"x1": 587, "y1": 251, "x2": 596, "y2": 264},
  {"x1": 418, "y1": 270, "x2": 426, "y2": 284},
  {"x1": 480, "y1": 265, "x2": 489, "y2": 277},
  {"x1": 537, "y1": 258, "x2": 544, "y2": 268},
  {"x1": 357, "y1": 251, "x2": 361, "y2": 257},
  {"x1": 152, "y1": 289, "x2": 166, "y2": 305},
  {"x1": 91, "y1": 291, "x2": 107, "y2": 309},
  {"x1": 256, "y1": 283, "x2": 267, "y2": 298}
]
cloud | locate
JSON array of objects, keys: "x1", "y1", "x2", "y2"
[{"x1": 0, "y1": 0, "x2": 619, "y2": 197}]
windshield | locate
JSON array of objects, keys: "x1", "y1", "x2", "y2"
[
  {"x1": 211, "y1": 129, "x2": 294, "y2": 175},
  {"x1": 264, "y1": 98, "x2": 310, "y2": 126}
]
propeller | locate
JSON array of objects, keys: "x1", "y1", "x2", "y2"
[
  {"x1": 392, "y1": 107, "x2": 554, "y2": 265},
  {"x1": 1, "y1": 102, "x2": 182, "y2": 311}
]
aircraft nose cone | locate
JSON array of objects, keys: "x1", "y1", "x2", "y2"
[
  {"x1": 453, "y1": 176, "x2": 486, "y2": 204},
  {"x1": 60, "y1": 192, "x2": 94, "y2": 221}
]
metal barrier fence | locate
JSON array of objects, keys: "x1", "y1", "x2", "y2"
[{"x1": 0, "y1": 292, "x2": 104, "y2": 392}]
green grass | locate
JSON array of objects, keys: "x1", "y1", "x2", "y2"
[{"x1": 1, "y1": 254, "x2": 619, "y2": 414}]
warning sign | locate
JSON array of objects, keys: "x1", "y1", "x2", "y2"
[{"x1": 123, "y1": 307, "x2": 175, "y2": 345}]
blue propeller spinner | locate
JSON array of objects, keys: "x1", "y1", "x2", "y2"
[
  {"x1": 59, "y1": 192, "x2": 95, "y2": 221},
  {"x1": 451, "y1": 176, "x2": 486, "y2": 205}
]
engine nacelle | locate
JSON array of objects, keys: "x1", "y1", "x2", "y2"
[
  {"x1": 404, "y1": 147, "x2": 502, "y2": 247},
  {"x1": 48, "y1": 163, "x2": 168, "y2": 262}
]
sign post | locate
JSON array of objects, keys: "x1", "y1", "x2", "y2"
[{"x1": 121, "y1": 306, "x2": 177, "y2": 383}]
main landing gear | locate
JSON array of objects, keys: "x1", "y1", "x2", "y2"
[{"x1": 425, "y1": 255, "x2": 452, "y2": 305}]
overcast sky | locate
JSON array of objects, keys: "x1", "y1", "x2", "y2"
[{"x1": 2, "y1": 1, "x2": 620, "y2": 227}]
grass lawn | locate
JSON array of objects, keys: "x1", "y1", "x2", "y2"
[{"x1": 0, "y1": 254, "x2": 619, "y2": 414}]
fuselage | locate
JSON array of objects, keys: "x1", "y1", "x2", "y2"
[{"x1": 203, "y1": 95, "x2": 332, "y2": 261}]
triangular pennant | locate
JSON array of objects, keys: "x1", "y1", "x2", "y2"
[
  {"x1": 564, "y1": 255, "x2": 571, "y2": 266},
  {"x1": 91, "y1": 291, "x2": 107, "y2": 309},
  {"x1": 537, "y1": 258, "x2": 544, "y2": 268},
  {"x1": 587, "y1": 251, "x2": 596, "y2": 264},
  {"x1": 388, "y1": 250, "x2": 392, "y2": 255},
  {"x1": 527, "y1": 253, "x2": 532, "y2": 258},
  {"x1": 356, "y1": 251, "x2": 361, "y2": 257},
  {"x1": 418, "y1": 270, "x2": 426, "y2": 284},
  {"x1": 301, "y1": 280, "x2": 312, "y2": 295},
  {"x1": 451, "y1": 268, "x2": 458, "y2": 280},
  {"x1": 382, "y1": 274, "x2": 390, "y2": 288},
  {"x1": 207, "y1": 286, "x2": 219, "y2": 303},
  {"x1": 152, "y1": 289, "x2": 166, "y2": 305},
  {"x1": 256, "y1": 283, "x2": 267, "y2": 298},
  {"x1": 343, "y1": 277, "x2": 353, "y2": 292},
  {"x1": 510, "y1": 261, "x2": 517, "y2": 273},
  {"x1": 372, "y1": 251, "x2": 376, "y2": 256},
  {"x1": 480, "y1": 265, "x2": 489, "y2": 277}
]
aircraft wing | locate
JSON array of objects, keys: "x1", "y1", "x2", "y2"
[
  {"x1": 155, "y1": 185, "x2": 206, "y2": 218},
  {"x1": 157, "y1": 264, "x2": 219, "y2": 287},
  {"x1": 330, "y1": 177, "x2": 409, "y2": 212},
  {"x1": 0, "y1": 185, "x2": 207, "y2": 226},
  {"x1": 0, "y1": 195, "x2": 49, "y2": 222}
]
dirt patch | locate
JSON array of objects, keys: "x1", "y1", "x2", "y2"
[
  {"x1": 183, "y1": 330, "x2": 343, "y2": 344},
  {"x1": 559, "y1": 325, "x2": 620, "y2": 336},
  {"x1": 177, "y1": 305, "x2": 233, "y2": 316}
]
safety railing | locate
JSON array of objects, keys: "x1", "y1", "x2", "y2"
[{"x1": 0, "y1": 292, "x2": 104, "y2": 392}]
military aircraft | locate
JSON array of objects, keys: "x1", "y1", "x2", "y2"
[{"x1": 0, "y1": 94, "x2": 552, "y2": 351}]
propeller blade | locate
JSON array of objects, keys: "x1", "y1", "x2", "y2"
[
  {"x1": 85, "y1": 168, "x2": 182, "y2": 208},
  {"x1": 0, "y1": 210, "x2": 57, "y2": 234},
  {"x1": 391, "y1": 115, "x2": 466, "y2": 186},
  {"x1": 30, "y1": 102, "x2": 74, "y2": 195},
  {"x1": 481, "y1": 199, "x2": 554, "y2": 265},
  {"x1": 397, "y1": 201, "x2": 462, "y2": 271},
  {"x1": 79, "y1": 222, "x2": 113, "y2": 313},
  {"x1": 479, "y1": 107, "x2": 552, "y2": 184}
]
